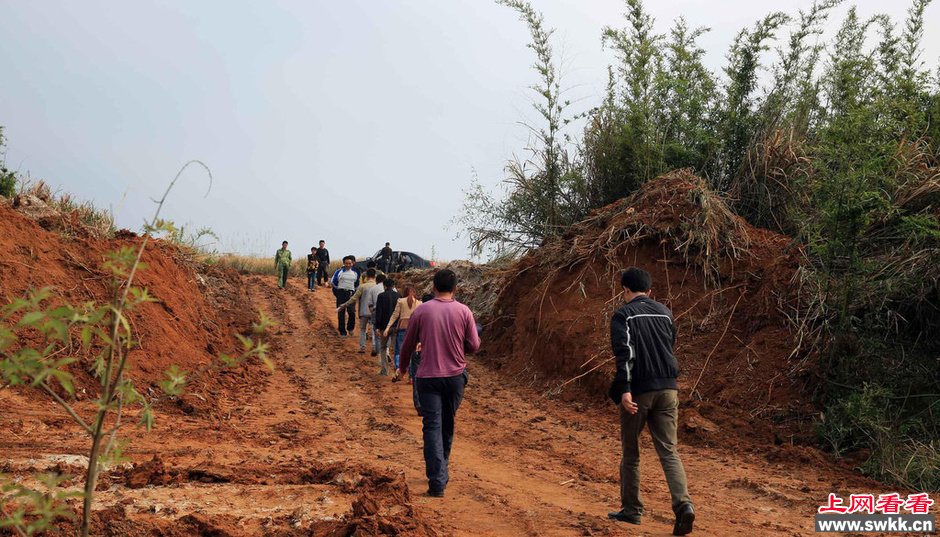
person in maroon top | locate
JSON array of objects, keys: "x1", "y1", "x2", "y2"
[{"x1": 398, "y1": 269, "x2": 480, "y2": 497}]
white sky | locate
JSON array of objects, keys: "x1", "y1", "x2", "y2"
[{"x1": 1, "y1": 0, "x2": 937, "y2": 260}]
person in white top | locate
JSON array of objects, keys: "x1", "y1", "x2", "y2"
[
  {"x1": 338, "y1": 268, "x2": 378, "y2": 352},
  {"x1": 330, "y1": 256, "x2": 361, "y2": 336}
]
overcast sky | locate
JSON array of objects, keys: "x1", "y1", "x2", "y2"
[{"x1": 1, "y1": 1, "x2": 937, "y2": 260}]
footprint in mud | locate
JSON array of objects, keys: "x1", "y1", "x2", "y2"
[
  {"x1": 272, "y1": 420, "x2": 302, "y2": 439},
  {"x1": 727, "y1": 477, "x2": 799, "y2": 506},
  {"x1": 366, "y1": 416, "x2": 405, "y2": 434}
]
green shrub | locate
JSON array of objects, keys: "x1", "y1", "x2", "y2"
[
  {"x1": 0, "y1": 126, "x2": 16, "y2": 197},
  {"x1": 0, "y1": 167, "x2": 14, "y2": 198}
]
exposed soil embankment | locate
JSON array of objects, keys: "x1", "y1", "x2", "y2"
[
  {"x1": 483, "y1": 170, "x2": 817, "y2": 450},
  {"x1": 0, "y1": 203, "x2": 440, "y2": 536},
  {"x1": 0, "y1": 201, "x2": 264, "y2": 416},
  {"x1": 392, "y1": 260, "x2": 507, "y2": 322}
]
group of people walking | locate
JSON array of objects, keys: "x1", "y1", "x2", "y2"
[
  {"x1": 276, "y1": 240, "x2": 422, "y2": 378},
  {"x1": 274, "y1": 239, "x2": 695, "y2": 535}
]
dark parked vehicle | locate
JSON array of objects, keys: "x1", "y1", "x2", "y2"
[{"x1": 354, "y1": 250, "x2": 434, "y2": 273}]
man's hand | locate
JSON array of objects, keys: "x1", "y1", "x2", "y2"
[{"x1": 621, "y1": 392, "x2": 638, "y2": 415}]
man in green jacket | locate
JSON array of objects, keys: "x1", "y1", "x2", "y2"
[{"x1": 275, "y1": 241, "x2": 292, "y2": 289}]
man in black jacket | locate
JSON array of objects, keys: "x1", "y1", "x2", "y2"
[
  {"x1": 315, "y1": 240, "x2": 330, "y2": 287},
  {"x1": 379, "y1": 242, "x2": 394, "y2": 274},
  {"x1": 608, "y1": 267, "x2": 694, "y2": 536},
  {"x1": 373, "y1": 278, "x2": 400, "y2": 374}
]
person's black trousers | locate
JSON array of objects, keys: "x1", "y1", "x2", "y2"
[
  {"x1": 316, "y1": 264, "x2": 329, "y2": 286},
  {"x1": 416, "y1": 372, "x2": 468, "y2": 493},
  {"x1": 333, "y1": 288, "x2": 356, "y2": 334}
]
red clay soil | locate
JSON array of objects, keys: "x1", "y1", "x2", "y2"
[
  {"x1": 0, "y1": 202, "x2": 266, "y2": 416},
  {"x1": 1, "y1": 275, "x2": 895, "y2": 536},
  {"x1": 484, "y1": 170, "x2": 819, "y2": 451}
]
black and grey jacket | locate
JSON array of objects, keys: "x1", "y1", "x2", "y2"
[
  {"x1": 608, "y1": 295, "x2": 679, "y2": 402},
  {"x1": 316, "y1": 247, "x2": 330, "y2": 267}
]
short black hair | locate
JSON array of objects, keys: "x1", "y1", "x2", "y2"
[
  {"x1": 367, "y1": 260, "x2": 377, "y2": 268},
  {"x1": 384, "y1": 278, "x2": 395, "y2": 288},
  {"x1": 366, "y1": 268, "x2": 377, "y2": 278},
  {"x1": 433, "y1": 269, "x2": 458, "y2": 293},
  {"x1": 621, "y1": 267, "x2": 652, "y2": 293},
  {"x1": 385, "y1": 242, "x2": 390, "y2": 246},
  {"x1": 343, "y1": 255, "x2": 355, "y2": 263},
  {"x1": 311, "y1": 246, "x2": 316, "y2": 251},
  {"x1": 375, "y1": 273, "x2": 386, "y2": 284},
  {"x1": 319, "y1": 240, "x2": 325, "y2": 244},
  {"x1": 421, "y1": 293, "x2": 434, "y2": 303},
  {"x1": 282, "y1": 241, "x2": 288, "y2": 245}
]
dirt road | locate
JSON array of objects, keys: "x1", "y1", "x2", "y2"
[{"x1": 2, "y1": 275, "x2": 885, "y2": 536}]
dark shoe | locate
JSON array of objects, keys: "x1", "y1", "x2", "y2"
[
  {"x1": 371, "y1": 351, "x2": 378, "y2": 357},
  {"x1": 338, "y1": 331, "x2": 347, "y2": 337},
  {"x1": 608, "y1": 510, "x2": 641, "y2": 524},
  {"x1": 426, "y1": 489, "x2": 444, "y2": 498},
  {"x1": 673, "y1": 504, "x2": 694, "y2": 536},
  {"x1": 359, "y1": 349, "x2": 366, "y2": 354}
]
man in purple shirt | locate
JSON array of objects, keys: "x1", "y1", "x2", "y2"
[{"x1": 398, "y1": 269, "x2": 480, "y2": 497}]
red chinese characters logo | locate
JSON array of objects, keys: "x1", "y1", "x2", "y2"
[
  {"x1": 904, "y1": 493, "x2": 934, "y2": 515},
  {"x1": 847, "y1": 494, "x2": 875, "y2": 514},
  {"x1": 818, "y1": 493, "x2": 848, "y2": 514},
  {"x1": 820, "y1": 493, "x2": 934, "y2": 515},
  {"x1": 875, "y1": 493, "x2": 904, "y2": 515}
]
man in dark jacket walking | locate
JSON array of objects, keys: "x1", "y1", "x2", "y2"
[
  {"x1": 608, "y1": 267, "x2": 694, "y2": 536},
  {"x1": 373, "y1": 278, "x2": 401, "y2": 373},
  {"x1": 315, "y1": 240, "x2": 330, "y2": 287},
  {"x1": 379, "y1": 242, "x2": 394, "y2": 274}
]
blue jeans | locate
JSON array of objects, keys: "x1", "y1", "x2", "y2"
[
  {"x1": 416, "y1": 372, "x2": 467, "y2": 493},
  {"x1": 394, "y1": 329, "x2": 406, "y2": 369},
  {"x1": 410, "y1": 351, "x2": 422, "y2": 414},
  {"x1": 307, "y1": 272, "x2": 316, "y2": 290}
]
